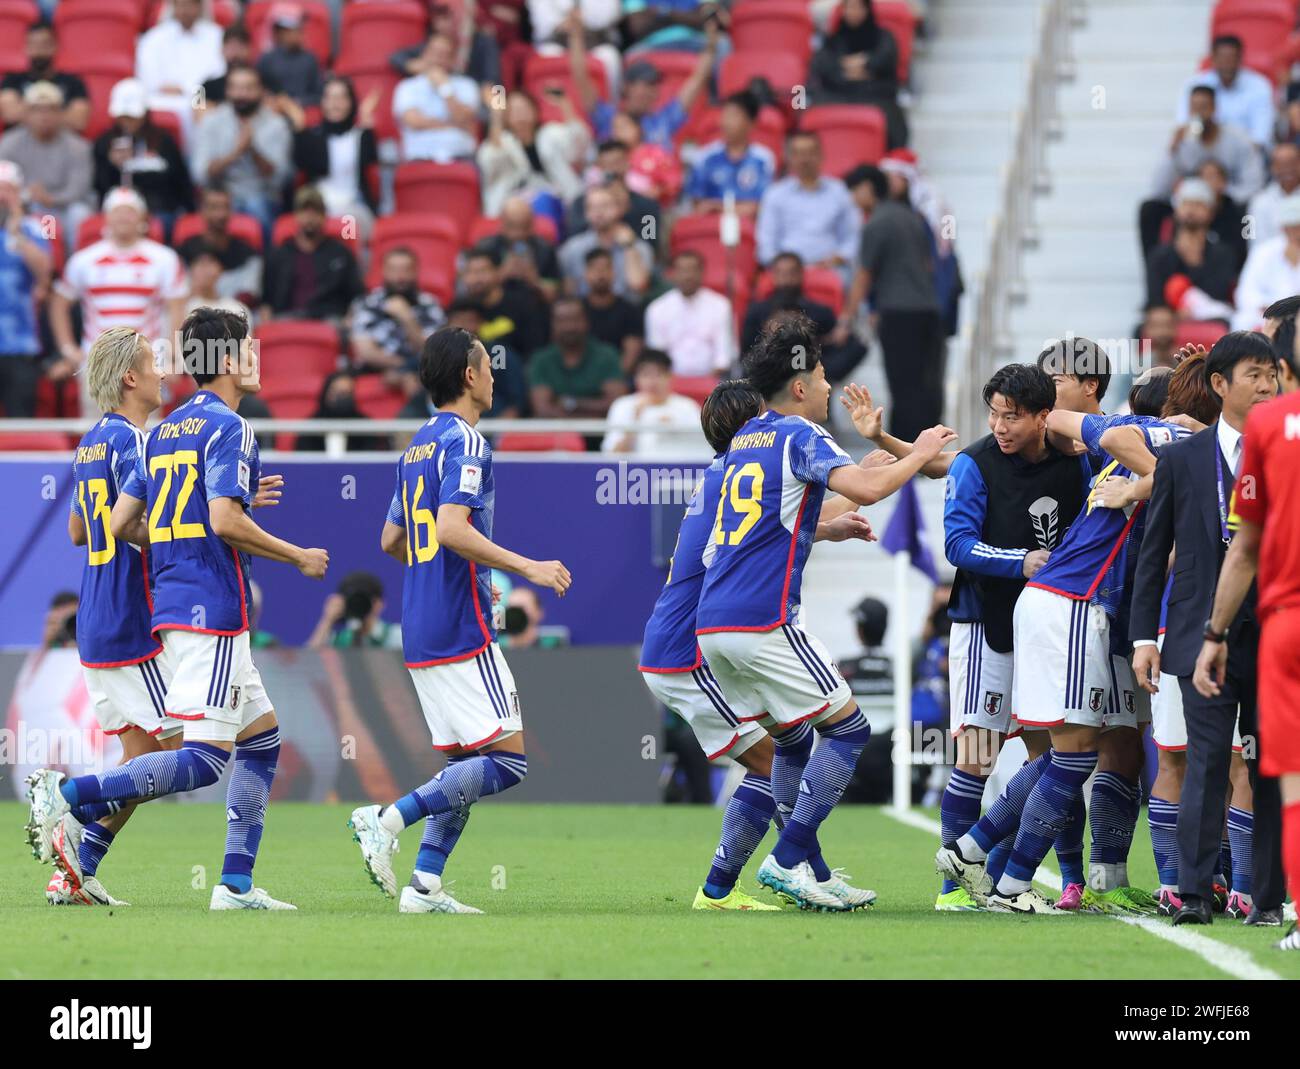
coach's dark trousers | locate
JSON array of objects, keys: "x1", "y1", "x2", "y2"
[
  {"x1": 878, "y1": 309, "x2": 945, "y2": 443},
  {"x1": 1176, "y1": 632, "x2": 1257, "y2": 900}
]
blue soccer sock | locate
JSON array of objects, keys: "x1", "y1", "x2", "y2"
[
  {"x1": 1148, "y1": 796, "x2": 1181, "y2": 889},
  {"x1": 770, "y1": 721, "x2": 814, "y2": 826},
  {"x1": 805, "y1": 838, "x2": 832, "y2": 882},
  {"x1": 958, "y1": 751, "x2": 1051, "y2": 858},
  {"x1": 772, "y1": 711, "x2": 869, "y2": 871},
  {"x1": 1056, "y1": 791, "x2": 1086, "y2": 889},
  {"x1": 79, "y1": 823, "x2": 115, "y2": 879},
  {"x1": 940, "y1": 768, "x2": 987, "y2": 894},
  {"x1": 1000, "y1": 751, "x2": 1097, "y2": 895},
  {"x1": 1088, "y1": 771, "x2": 1136, "y2": 890},
  {"x1": 412, "y1": 756, "x2": 472, "y2": 882},
  {"x1": 1227, "y1": 806, "x2": 1254, "y2": 897},
  {"x1": 71, "y1": 801, "x2": 121, "y2": 825},
  {"x1": 704, "y1": 774, "x2": 777, "y2": 898},
  {"x1": 986, "y1": 832, "x2": 1014, "y2": 885},
  {"x1": 220, "y1": 728, "x2": 279, "y2": 893},
  {"x1": 60, "y1": 742, "x2": 228, "y2": 807},
  {"x1": 384, "y1": 751, "x2": 528, "y2": 832}
]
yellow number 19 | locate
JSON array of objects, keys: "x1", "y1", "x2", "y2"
[{"x1": 712, "y1": 462, "x2": 764, "y2": 546}]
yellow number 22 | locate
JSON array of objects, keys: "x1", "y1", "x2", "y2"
[{"x1": 148, "y1": 451, "x2": 206, "y2": 543}]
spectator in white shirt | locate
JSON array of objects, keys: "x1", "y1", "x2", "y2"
[
  {"x1": 135, "y1": 0, "x2": 225, "y2": 134},
  {"x1": 601, "y1": 349, "x2": 707, "y2": 456},
  {"x1": 1175, "y1": 33, "x2": 1276, "y2": 147},
  {"x1": 1247, "y1": 142, "x2": 1300, "y2": 246},
  {"x1": 393, "y1": 33, "x2": 481, "y2": 163},
  {"x1": 1232, "y1": 195, "x2": 1300, "y2": 331},
  {"x1": 644, "y1": 250, "x2": 735, "y2": 377}
]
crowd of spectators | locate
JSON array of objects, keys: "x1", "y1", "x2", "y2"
[{"x1": 0, "y1": 0, "x2": 963, "y2": 453}]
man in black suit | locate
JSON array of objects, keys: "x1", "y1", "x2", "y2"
[{"x1": 1129, "y1": 332, "x2": 1280, "y2": 925}]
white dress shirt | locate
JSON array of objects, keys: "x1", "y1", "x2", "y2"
[
  {"x1": 1176, "y1": 67, "x2": 1276, "y2": 145},
  {"x1": 135, "y1": 18, "x2": 225, "y2": 100},
  {"x1": 1245, "y1": 181, "x2": 1300, "y2": 246},
  {"x1": 1217, "y1": 415, "x2": 1243, "y2": 475},
  {"x1": 644, "y1": 287, "x2": 735, "y2": 376},
  {"x1": 600, "y1": 392, "x2": 707, "y2": 457},
  {"x1": 1230, "y1": 236, "x2": 1300, "y2": 332}
]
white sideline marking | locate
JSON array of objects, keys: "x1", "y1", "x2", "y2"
[{"x1": 884, "y1": 807, "x2": 1282, "y2": 981}]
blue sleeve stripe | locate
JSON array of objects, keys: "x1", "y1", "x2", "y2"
[{"x1": 971, "y1": 544, "x2": 1025, "y2": 559}]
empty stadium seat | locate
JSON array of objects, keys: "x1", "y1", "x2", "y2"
[
  {"x1": 718, "y1": 49, "x2": 808, "y2": 97},
  {"x1": 393, "y1": 162, "x2": 481, "y2": 241},
  {"x1": 54, "y1": 0, "x2": 140, "y2": 70},
  {"x1": 670, "y1": 213, "x2": 758, "y2": 292},
  {"x1": 367, "y1": 213, "x2": 460, "y2": 304},
  {"x1": 671, "y1": 375, "x2": 722, "y2": 407},
  {"x1": 336, "y1": 2, "x2": 428, "y2": 73},
  {"x1": 245, "y1": 0, "x2": 333, "y2": 65},
  {"x1": 1173, "y1": 320, "x2": 1229, "y2": 350},
  {"x1": 0, "y1": 1, "x2": 39, "y2": 71},
  {"x1": 256, "y1": 382, "x2": 321, "y2": 450},
  {"x1": 0, "y1": 432, "x2": 74, "y2": 451},
  {"x1": 730, "y1": 2, "x2": 814, "y2": 65},
  {"x1": 76, "y1": 213, "x2": 165, "y2": 250},
  {"x1": 254, "y1": 321, "x2": 342, "y2": 392},
  {"x1": 270, "y1": 213, "x2": 360, "y2": 259},
  {"x1": 800, "y1": 105, "x2": 887, "y2": 175},
  {"x1": 754, "y1": 267, "x2": 846, "y2": 317},
  {"x1": 467, "y1": 213, "x2": 560, "y2": 246},
  {"x1": 353, "y1": 376, "x2": 411, "y2": 419},
  {"x1": 522, "y1": 52, "x2": 610, "y2": 124},
  {"x1": 173, "y1": 211, "x2": 264, "y2": 253},
  {"x1": 495, "y1": 431, "x2": 587, "y2": 453}
]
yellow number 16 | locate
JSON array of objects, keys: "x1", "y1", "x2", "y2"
[{"x1": 712, "y1": 462, "x2": 764, "y2": 546}]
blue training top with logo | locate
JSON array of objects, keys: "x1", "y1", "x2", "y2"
[
  {"x1": 70, "y1": 413, "x2": 163, "y2": 667},
  {"x1": 695, "y1": 410, "x2": 853, "y2": 633},
  {"x1": 639, "y1": 455, "x2": 725, "y2": 672},
  {"x1": 386, "y1": 411, "x2": 496, "y2": 667},
  {"x1": 121, "y1": 389, "x2": 259, "y2": 636},
  {"x1": 1028, "y1": 413, "x2": 1188, "y2": 619}
]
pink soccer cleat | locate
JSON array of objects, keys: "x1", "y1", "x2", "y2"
[
  {"x1": 1056, "y1": 882, "x2": 1086, "y2": 911},
  {"x1": 1156, "y1": 889, "x2": 1183, "y2": 917}
]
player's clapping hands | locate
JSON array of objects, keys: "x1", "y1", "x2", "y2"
[
  {"x1": 253, "y1": 474, "x2": 284, "y2": 508},
  {"x1": 913, "y1": 424, "x2": 958, "y2": 461},
  {"x1": 525, "y1": 559, "x2": 572, "y2": 597},
  {"x1": 839, "y1": 383, "x2": 884, "y2": 442},
  {"x1": 297, "y1": 547, "x2": 330, "y2": 579},
  {"x1": 820, "y1": 512, "x2": 877, "y2": 543}
]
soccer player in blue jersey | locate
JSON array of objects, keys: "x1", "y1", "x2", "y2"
[
  {"x1": 640, "y1": 378, "x2": 878, "y2": 911},
  {"x1": 26, "y1": 308, "x2": 330, "y2": 910},
  {"x1": 31, "y1": 327, "x2": 180, "y2": 907},
  {"x1": 695, "y1": 315, "x2": 957, "y2": 909},
  {"x1": 348, "y1": 326, "x2": 571, "y2": 914},
  {"x1": 937, "y1": 373, "x2": 1195, "y2": 912}
]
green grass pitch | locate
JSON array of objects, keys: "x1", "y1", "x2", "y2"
[{"x1": 1, "y1": 801, "x2": 1295, "y2": 979}]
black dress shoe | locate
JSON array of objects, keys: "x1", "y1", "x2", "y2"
[
  {"x1": 1245, "y1": 906, "x2": 1284, "y2": 927},
  {"x1": 1173, "y1": 896, "x2": 1214, "y2": 925}
]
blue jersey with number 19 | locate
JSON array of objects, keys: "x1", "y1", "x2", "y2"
[
  {"x1": 695, "y1": 411, "x2": 853, "y2": 633},
  {"x1": 387, "y1": 411, "x2": 496, "y2": 667},
  {"x1": 70, "y1": 413, "x2": 162, "y2": 667},
  {"x1": 122, "y1": 390, "x2": 259, "y2": 636}
]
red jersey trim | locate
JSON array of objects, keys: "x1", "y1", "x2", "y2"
[
  {"x1": 1027, "y1": 505, "x2": 1143, "y2": 603},
  {"x1": 433, "y1": 725, "x2": 504, "y2": 752},
  {"x1": 80, "y1": 646, "x2": 164, "y2": 669},
  {"x1": 407, "y1": 563, "x2": 494, "y2": 668},
  {"x1": 232, "y1": 549, "x2": 250, "y2": 631},
  {"x1": 154, "y1": 623, "x2": 250, "y2": 637},
  {"x1": 405, "y1": 637, "x2": 491, "y2": 669},
  {"x1": 100, "y1": 725, "x2": 132, "y2": 736},
  {"x1": 637, "y1": 646, "x2": 704, "y2": 674},
  {"x1": 1014, "y1": 716, "x2": 1066, "y2": 726},
  {"x1": 705, "y1": 733, "x2": 742, "y2": 760}
]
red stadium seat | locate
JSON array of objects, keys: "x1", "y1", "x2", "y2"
[
  {"x1": 353, "y1": 376, "x2": 411, "y2": 419},
  {"x1": 336, "y1": 2, "x2": 428, "y2": 73},
  {"x1": 670, "y1": 212, "x2": 758, "y2": 292},
  {"x1": 719, "y1": 49, "x2": 808, "y2": 97},
  {"x1": 76, "y1": 213, "x2": 165, "y2": 250},
  {"x1": 210, "y1": 0, "x2": 240, "y2": 27},
  {"x1": 730, "y1": 2, "x2": 814, "y2": 65},
  {"x1": 495, "y1": 431, "x2": 587, "y2": 453},
  {"x1": 467, "y1": 213, "x2": 560, "y2": 245},
  {"x1": 799, "y1": 105, "x2": 887, "y2": 175},
  {"x1": 257, "y1": 382, "x2": 321, "y2": 450},
  {"x1": 78, "y1": 57, "x2": 136, "y2": 141},
  {"x1": 1173, "y1": 320, "x2": 1229, "y2": 350},
  {"x1": 147, "y1": 109, "x2": 185, "y2": 153},
  {"x1": 245, "y1": 0, "x2": 333, "y2": 65},
  {"x1": 754, "y1": 267, "x2": 845, "y2": 318},
  {"x1": 0, "y1": 1, "x2": 39, "y2": 71},
  {"x1": 393, "y1": 162, "x2": 481, "y2": 242},
  {"x1": 173, "y1": 211, "x2": 264, "y2": 253},
  {"x1": 671, "y1": 375, "x2": 721, "y2": 407},
  {"x1": 270, "y1": 213, "x2": 360, "y2": 259},
  {"x1": 0, "y1": 432, "x2": 74, "y2": 451},
  {"x1": 54, "y1": 0, "x2": 140, "y2": 70},
  {"x1": 254, "y1": 321, "x2": 342, "y2": 392},
  {"x1": 522, "y1": 52, "x2": 610, "y2": 124},
  {"x1": 368, "y1": 213, "x2": 460, "y2": 304},
  {"x1": 35, "y1": 376, "x2": 79, "y2": 418},
  {"x1": 336, "y1": 65, "x2": 402, "y2": 143}
]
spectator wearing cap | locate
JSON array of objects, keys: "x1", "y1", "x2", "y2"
[
  {"x1": 567, "y1": 140, "x2": 662, "y2": 238},
  {"x1": 559, "y1": 184, "x2": 654, "y2": 298},
  {"x1": 93, "y1": 79, "x2": 193, "y2": 238},
  {"x1": 567, "y1": 6, "x2": 717, "y2": 151},
  {"x1": 1145, "y1": 177, "x2": 1238, "y2": 322},
  {"x1": 258, "y1": 4, "x2": 324, "y2": 107},
  {"x1": 1232, "y1": 196, "x2": 1300, "y2": 331},
  {"x1": 190, "y1": 63, "x2": 294, "y2": 238},
  {"x1": 601, "y1": 349, "x2": 709, "y2": 457},
  {"x1": 1247, "y1": 143, "x2": 1300, "y2": 248},
  {"x1": 837, "y1": 596, "x2": 894, "y2": 720},
  {"x1": 349, "y1": 246, "x2": 446, "y2": 380},
  {"x1": 184, "y1": 243, "x2": 253, "y2": 323},
  {"x1": 844, "y1": 164, "x2": 945, "y2": 441},
  {"x1": 473, "y1": 196, "x2": 562, "y2": 301},
  {"x1": 392, "y1": 5, "x2": 503, "y2": 87},
  {"x1": 644, "y1": 250, "x2": 735, "y2": 377},
  {"x1": 262, "y1": 186, "x2": 364, "y2": 322},
  {"x1": 0, "y1": 19, "x2": 89, "y2": 134},
  {"x1": 582, "y1": 247, "x2": 644, "y2": 372},
  {"x1": 393, "y1": 33, "x2": 481, "y2": 164},
  {"x1": 809, "y1": 0, "x2": 908, "y2": 149},
  {"x1": 461, "y1": 243, "x2": 551, "y2": 359},
  {"x1": 135, "y1": 0, "x2": 225, "y2": 133},
  {"x1": 686, "y1": 91, "x2": 775, "y2": 218},
  {"x1": 176, "y1": 185, "x2": 263, "y2": 303},
  {"x1": 0, "y1": 160, "x2": 53, "y2": 417},
  {"x1": 1176, "y1": 33, "x2": 1274, "y2": 147},
  {"x1": 0, "y1": 81, "x2": 94, "y2": 253},
  {"x1": 1141, "y1": 83, "x2": 1264, "y2": 259},
  {"x1": 201, "y1": 25, "x2": 253, "y2": 109},
  {"x1": 477, "y1": 88, "x2": 589, "y2": 220},
  {"x1": 529, "y1": 296, "x2": 627, "y2": 421},
  {"x1": 756, "y1": 129, "x2": 860, "y2": 276},
  {"x1": 286, "y1": 75, "x2": 380, "y2": 234}
]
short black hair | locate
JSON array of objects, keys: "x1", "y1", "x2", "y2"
[
  {"x1": 844, "y1": 163, "x2": 888, "y2": 199},
  {"x1": 465, "y1": 243, "x2": 502, "y2": 268},
  {"x1": 786, "y1": 128, "x2": 820, "y2": 149},
  {"x1": 224, "y1": 61, "x2": 261, "y2": 84},
  {"x1": 701, "y1": 378, "x2": 763, "y2": 453},
  {"x1": 584, "y1": 246, "x2": 613, "y2": 266},
  {"x1": 223, "y1": 24, "x2": 251, "y2": 44},
  {"x1": 27, "y1": 18, "x2": 53, "y2": 35},
  {"x1": 1190, "y1": 84, "x2": 1217, "y2": 102},
  {"x1": 445, "y1": 297, "x2": 487, "y2": 320},
  {"x1": 1204, "y1": 330, "x2": 1279, "y2": 387},
  {"x1": 383, "y1": 245, "x2": 418, "y2": 265},
  {"x1": 1211, "y1": 33, "x2": 1243, "y2": 53},
  {"x1": 981, "y1": 362, "x2": 1056, "y2": 415},
  {"x1": 743, "y1": 313, "x2": 822, "y2": 400},
  {"x1": 672, "y1": 248, "x2": 704, "y2": 268},
  {"x1": 1264, "y1": 295, "x2": 1300, "y2": 322},
  {"x1": 202, "y1": 182, "x2": 230, "y2": 200},
  {"x1": 1128, "y1": 366, "x2": 1173, "y2": 417},
  {"x1": 722, "y1": 90, "x2": 759, "y2": 122},
  {"x1": 1272, "y1": 315, "x2": 1300, "y2": 378},
  {"x1": 853, "y1": 597, "x2": 888, "y2": 647},
  {"x1": 596, "y1": 139, "x2": 628, "y2": 155},
  {"x1": 1036, "y1": 337, "x2": 1112, "y2": 402},
  {"x1": 419, "y1": 326, "x2": 484, "y2": 406},
  {"x1": 632, "y1": 348, "x2": 672, "y2": 375},
  {"x1": 181, "y1": 307, "x2": 250, "y2": 384},
  {"x1": 184, "y1": 240, "x2": 223, "y2": 265},
  {"x1": 772, "y1": 251, "x2": 804, "y2": 270}
]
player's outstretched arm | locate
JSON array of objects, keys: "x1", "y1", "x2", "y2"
[
  {"x1": 1098, "y1": 425, "x2": 1158, "y2": 477},
  {"x1": 108, "y1": 492, "x2": 150, "y2": 547},
  {"x1": 209, "y1": 497, "x2": 329, "y2": 578},
  {"x1": 436, "y1": 503, "x2": 572, "y2": 596},
  {"x1": 827, "y1": 424, "x2": 957, "y2": 506},
  {"x1": 840, "y1": 383, "x2": 954, "y2": 478}
]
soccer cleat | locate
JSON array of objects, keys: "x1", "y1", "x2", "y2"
[
  {"x1": 1211, "y1": 881, "x2": 1229, "y2": 912},
  {"x1": 819, "y1": 869, "x2": 877, "y2": 909},
  {"x1": 44, "y1": 871, "x2": 88, "y2": 906},
  {"x1": 50, "y1": 814, "x2": 85, "y2": 892},
  {"x1": 24, "y1": 769, "x2": 71, "y2": 864},
  {"x1": 1156, "y1": 889, "x2": 1183, "y2": 917},
  {"x1": 692, "y1": 886, "x2": 783, "y2": 911},
  {"x1": 209, "y1": 885, "x2": 297, "y2": 910},
  {"x1": 934, "y1": 887, "x2": 981, "y2": 911},
  {"x1": 756, "y1": 854, "x2": 846, "y2": 911},
  {"x1": 399, "y1": 882, "x2": 483, "y2": 915},
  {"x1": 934, "y1": 843, "x2": 992, "y2": 905},
  {"x1": 1278, "y1": 924, "x2": 1300, "y2": 951},
  {"x1": 1056, "y1": 883, "x2": 1087, "y2": 911},
  {"x1": 1082, "y1": 885, "x2": 1159, "y2": 915},
  {"x1": 79, "y1": 877, "x2": 129, "y2": 907},
  {"x1": 986, "y1": 888, "x2": 1065, "y2": 914},
  {"x1": 1224, "y1": 892, "x2": 1252, "y2": 920},
  {"x1": 348, "y1": 804, "x2": 399, "y2": 899}
]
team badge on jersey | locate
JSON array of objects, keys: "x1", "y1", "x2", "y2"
[
  {"x1": 1089, "y1": 687, "x2": 1105, "y2": 713},
  {"x1": 1124, "y1": 689, "x2": 1135, "y2": 714},
  {"x1": 460, "y1": 463, "x2": 482, "y2": 495},
  {"x1": 230, "y1": 684, "x2": 242, "y2": 711},
  {"x1": 984, "y1": 691, "x2": 1003, "y2": 715}
]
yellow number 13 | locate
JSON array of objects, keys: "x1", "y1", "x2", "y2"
[
  {"x1": 713, "y1": 462, "x2": 764, "y2": 546},
  {"x1": 78, "y1": 478, "x2": 115, "y2": 566}
]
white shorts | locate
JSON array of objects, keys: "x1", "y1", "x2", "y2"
[
  {"x1": 409, "y1": 642, "x2": 522, "y2": 751},
  {"x1": 160, "y1": 629, "x2": 275, "y2": 743},
  {"x1": 641, "y1": 662, "x2": 766, "y2": 760},
  {"x1": 1012, "y1": 587, "x2": 1151, "y2": 731},
  {"x1": 948, "y1": 621, "x2": 1016, "y2": 737},
  {"x1": 1150, "y1": 635, "x2": 1243, "y2": 752},
  {"x1": 697, "y1": 622, "x2": 852, "y2": 731},
  {"x1": 83, "y1": 650, "x2": 182, "y2": 738}
]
